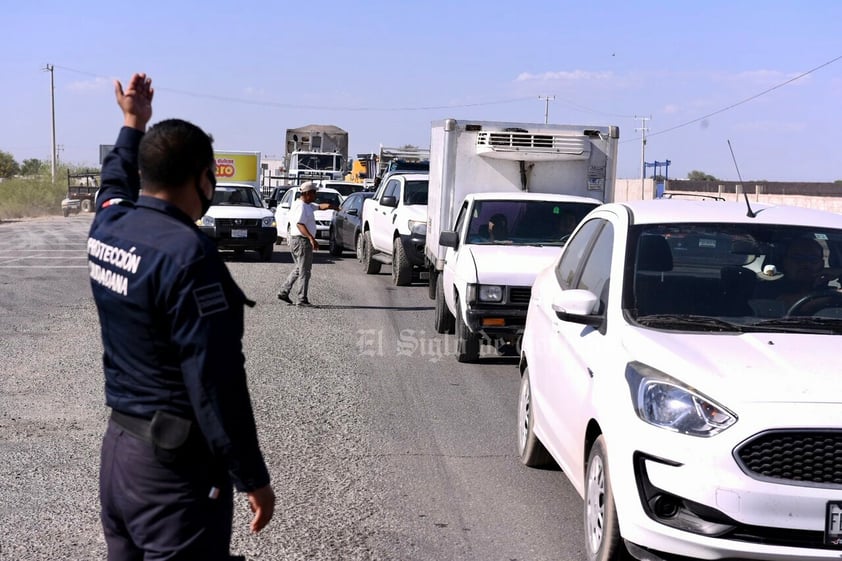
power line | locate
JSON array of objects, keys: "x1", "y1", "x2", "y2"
[
  {"x1": 647, "y1": 54, "x2": 842, "y2": 140},
  {"x1": 52, "y1": 65, "x2": 533, "y2": 112}
]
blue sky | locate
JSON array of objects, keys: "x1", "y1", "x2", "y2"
[{"x1": 2, "y1": 0, "x2": 841, "y2": 182}]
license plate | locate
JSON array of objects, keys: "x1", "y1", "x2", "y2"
[
  {"x1": 231, "y1": 229, "x2": 247, "y2": 239},
  {"x1": 825, "y1": 502, "x2": 842, "y2": 546}
]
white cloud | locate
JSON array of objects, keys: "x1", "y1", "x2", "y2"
[
  {"x1": 66, "y1": 77, "x2": 111, "y2": 92},
  {"x1": 515, "y1": 70, "x2": 612, "y2": 82}
]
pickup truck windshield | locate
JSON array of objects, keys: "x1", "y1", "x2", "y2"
[{"x1": 467, "y1": 200, "x2": 597, "y2": 246}]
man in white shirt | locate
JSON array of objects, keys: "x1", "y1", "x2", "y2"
[{"x1": 277, "y1": 182, "x2": 335, "y2": 307}]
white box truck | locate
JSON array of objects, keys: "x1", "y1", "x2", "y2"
[{"x1": 426, "y1": 118, "x2": 619, "y2": 362}]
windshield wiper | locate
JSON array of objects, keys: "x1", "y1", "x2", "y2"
[
  {"x1": 752, "y1": 317, "x2": 842, "y2": 333},
  {"x1": 635, "y1": 314, "x2": 746, "y2": 332}
]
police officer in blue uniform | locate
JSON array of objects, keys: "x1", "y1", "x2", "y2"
[{"x1": 88, "y1": 72, "x2": 275, "y2": 560}]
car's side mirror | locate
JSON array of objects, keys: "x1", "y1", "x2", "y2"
[
  {"x1": 552, "y1": 289, "x2": 602, "y2": 327},
  {"x1": 439, "y1": 230, "x2": 459, "y2": 249},
  {"x1": 380, "y1": 195, "x2": 398, "y2": 208}
]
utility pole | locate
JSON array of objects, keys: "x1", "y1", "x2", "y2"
[
  {"x1": 538, "y1": 95, "x2": 555, "y2": 124},
  {"x1": 635, "y1": 115, "x2": 650, "y2": 199},
  {"x1": 43, "y1": 64, "x2": 57, "y2": 183}
]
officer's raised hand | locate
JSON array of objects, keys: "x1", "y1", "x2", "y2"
[{"x1": 114, "y1": 72, "x2": 154, "y2": 132}]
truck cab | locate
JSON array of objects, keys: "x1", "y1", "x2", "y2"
[{"x1": 436, "y1": 193, "x2": 600, "y2": 362}]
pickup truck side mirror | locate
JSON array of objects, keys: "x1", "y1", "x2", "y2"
[
  {"x1": 439, "y1": 230, "x2": 459, "y2": 249},
  {"x1": 380, "y1": 195, "x2": 398, "y2": 208},
  {"x1": 267, "y1": 200, "x2": 277, "y2": 209}
]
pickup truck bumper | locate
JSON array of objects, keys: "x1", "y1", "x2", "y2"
[
  {"x1": 200, "y1": 225, "x2": 277, "y2": 250},
  {"x1": 465, "y1": 305, "x2": 528, "y2": 337},
  {"x1": 398, "y1": 232, "x2": 427, "y2": 267}
]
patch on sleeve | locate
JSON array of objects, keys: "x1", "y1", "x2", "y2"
[{"x1": 193, "y1": 283, "x2": 228, "y2": 316}]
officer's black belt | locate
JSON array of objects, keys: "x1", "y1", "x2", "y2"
[{"x1": 110, "y1": 409, "x2": 154, "y2": 443}]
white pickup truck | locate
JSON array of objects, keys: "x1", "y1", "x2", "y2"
[
  {"x1": 426, "y1": 119, "x2": 619, "y2": 362},
  {"x1": 360, "y1": 172, "x2": 429, "y2": 285}
]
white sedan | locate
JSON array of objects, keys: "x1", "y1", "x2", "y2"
[
  {"x1": 274, "y1": 186, "x2": 342, "y2": 244},
  {"x1": 519, "y1": 199, "x2": 842, "y2": 561}
]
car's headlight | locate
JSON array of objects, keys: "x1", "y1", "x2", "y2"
[
  {"x1": 408, "y1": 219, "x2": 426, "y2": 236},
  {"x1": 198, "y1": 216, "x2": 214, "y2": 227},
  {"x1": 262, "y1": 216, "x2": 275, "y2": 228},
  {"x1": 626, "y1": 361, "x2": 736, "y2": 437},
  {"x1": 468, "y1": 284, "x2": 504, "y2": 302}
]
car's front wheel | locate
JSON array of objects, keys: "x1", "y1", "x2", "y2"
[
  {"x1": 517, "y1": 367, "x2": 552, "y2": 467},
  {"x1": 258, "y1": 244, "x2": 273, "y2": 262},
  {"x1": 585, "y1": 436, "x2": 630, "y2": 561},
  {"x1": 328, "y1": 227, "x2": 343, "y2": 257},
  {"x1": 355, "y1": 232, "x2": 364, "y2": 263}
]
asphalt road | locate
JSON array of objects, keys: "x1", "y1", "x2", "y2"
[{"x1": 0, "y1": 214, "x2": 585, "y2": 561}]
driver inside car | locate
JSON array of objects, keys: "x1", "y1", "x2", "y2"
[{"x1": 757, "y1": 237, "x2": 842, "y2": 315}]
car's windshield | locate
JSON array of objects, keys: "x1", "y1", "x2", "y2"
[
  {"x1": 466, "y1": 200, "x2": 598, "y2": 246},
  {"x1": 626, "y1": 223, "x2": 842, "y2": 328},
  {"x1": 293, "y1": 190, "x2": 342, "y2": 207},
  {"x1": 212, "y1": 186, "x2": 261, "y2": 207},
  {"x1": 327, "y1": 183, "x2": 365, "y2": 196}
]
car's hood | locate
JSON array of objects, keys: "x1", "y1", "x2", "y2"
[
  {"x1": 466, "y1": 245, "x2": 561, "y2": 286},
  {"x1": 314, "y1": 209, "x2": 335, "y2": 220},
  {"x1": 621, "y1": 326, "x2": 842, "y2": 403},
  {"x1": 205, "y1": 206, "x2": 273, "y2": 219}
]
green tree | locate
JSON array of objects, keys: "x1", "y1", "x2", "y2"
[
  {"x1": 687, "y1": 170, "x2": 718, "y2": 181},
  {"x1": 0, "y1": 150, "x2": 21, "y2": 179},
  {"x1": 21, "y1": 158, "x2": 45, "y2": 176}
]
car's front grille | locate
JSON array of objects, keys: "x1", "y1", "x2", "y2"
[
  {"x1": 508, "y1": 287, "x2": 531, "y2": 304},
  {"x1": 216, "y1": 218, "x2": 261, "y2": 228},
  {"x1": 735, "y1": 430, "x2": 842, "y2": 486}
]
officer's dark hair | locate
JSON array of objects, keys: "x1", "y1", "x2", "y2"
[{"x1": 139, "y1": 119, "x2": 214, "y2": 192}]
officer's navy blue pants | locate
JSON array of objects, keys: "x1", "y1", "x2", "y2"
[{"x1": 100, "y1": 420, "x2": 234, "y2": 561}]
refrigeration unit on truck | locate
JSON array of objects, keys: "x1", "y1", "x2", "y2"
[{"x1": 426, "y1": 118, "x2": 619, "y2": 362}]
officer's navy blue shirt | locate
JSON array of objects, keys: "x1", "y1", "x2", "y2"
[{"x1": 88, "y1": 126, "x2": 270, "y2": 492}]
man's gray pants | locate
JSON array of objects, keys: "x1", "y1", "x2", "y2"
[{"x1": 280, "y1": 236, "x2": 313, "y2": 302}]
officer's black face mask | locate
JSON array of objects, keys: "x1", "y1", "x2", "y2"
[{"x1": 196, "y1": 169, "x2": 215, "y2": 216}]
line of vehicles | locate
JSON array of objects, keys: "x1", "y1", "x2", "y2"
[
  {"x1": 83, "y1": 116, "x2": 842, "y2": 561},
  {"x1": 317, "y1": 118, "x2": 842, "y2": 561}
]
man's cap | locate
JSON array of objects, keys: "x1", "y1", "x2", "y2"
[{"x1": 300, "y1": 181, "x2": 318, "y2": 193}]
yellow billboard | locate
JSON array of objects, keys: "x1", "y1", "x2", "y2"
[{"x1": 214, "y1": 152, "x2": 260, "y2": 185}]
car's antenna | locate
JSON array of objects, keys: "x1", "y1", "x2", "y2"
[{"x1": 727, "y1": 139, "x2": 756, "y2": 218}]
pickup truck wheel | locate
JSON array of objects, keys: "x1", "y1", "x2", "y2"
[
  {"x1": 455, "y1": 298, "x2": 480, "y2": 362},
  {"x1": 328, "y1": 227, "x2": 343, "y2": 256},
  {"x1": 362, "y1": 231, "x2": 381, "y2": 274},
  {"x1": 434, "y1": 275, "x2": 455, "y2": 334},
  {"x1": 81, "y1": 199, "x2": 92, "y2": 212},
  {"x1": 259, "y1": 244, "x2": 273, "y2": 262},
  {"x1": 392, "y1": 238, "x2": 412, "y2": 286}
]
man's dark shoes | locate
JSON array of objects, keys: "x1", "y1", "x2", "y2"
[
  {"x1": 277, "y1": 292, "x2": 292, "y2": 305},
  {"x1": 297, "y1": 300, "x2": 315, "y2": 308}
]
